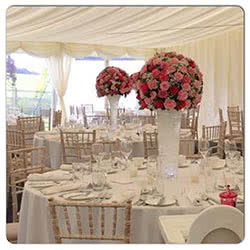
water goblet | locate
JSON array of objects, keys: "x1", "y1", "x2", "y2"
[{"x1": 120, "y1": 140, "x2": 133, "y2": 169}]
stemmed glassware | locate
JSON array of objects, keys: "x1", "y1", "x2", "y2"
[
  {"x1": 120, "y1": 139, "x2": 133, "y2": 170},
  {"x1": 198, "y1": 137, "x2": 210, "y2": 159},
  {"x1": 92, "y1": 143, "x2": 104, "y2": 167}
]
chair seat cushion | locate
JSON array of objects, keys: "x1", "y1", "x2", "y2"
[{"x1": 6, "y1": 222, "x2": 18, "y2": 242}]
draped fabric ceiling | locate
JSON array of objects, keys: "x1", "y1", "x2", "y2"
[{"x1": 6, "y1": 6, "x2": 244, "y2": 129}]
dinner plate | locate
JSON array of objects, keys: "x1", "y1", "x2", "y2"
[
  {"x1": 145, "y1": 198, "x2": 176, "y2": 206},
  {"x1": 138, "y1": 165, "x2": 147, "y2": 170},
  {"x1": 212, "y1": 164, "x2": 225, "y2": 170}
]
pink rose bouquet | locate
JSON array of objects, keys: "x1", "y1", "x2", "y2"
[
  {"x1": 96, "y1": 66, "x2": 131, "y2": 97},
  {"x1": 129, "y1": 72, "x2": 140, "y2": 90},
  {"x1": 135, "y1": 52, "x2": 203, "y2": 111}
]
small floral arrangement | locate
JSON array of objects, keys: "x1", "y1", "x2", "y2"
[
  {"x1": 96, "y1": 66, "x2": 131, "y2": 97},
  {"x1": 129, "y1": 72, "x2": 140, "y2": 90},
  {"x1": 136, "y1": 52, "x2": 203, "y2": 111}
]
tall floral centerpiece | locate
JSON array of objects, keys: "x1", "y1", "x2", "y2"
[
  {"x1": 136, "y1": 51, "x2": 203, "y2": 176},
  {"x1": 129, "y1": 72, "x2": 140, "y2": 90},
  {"x1": 96, "y1": 66, "x2": 132, "y2": 130}
]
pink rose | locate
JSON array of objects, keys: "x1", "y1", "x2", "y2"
[
  {"x1": 111, "y1": 84, "x2": 116, "y2": 90},
  {"x1": 167, "y1": 66, "x2": 176, "y2": 73},
  {"x1": 164, "y1": 99, "x2": 177, "y2": 110},
  {"x1": 160, "y1": 61, "x2": 169, "y2": 70},
  {"x1": 121, "y1": 82, "x2": 126, "y2": 88},
  {"x1": 177, "y1": 54, "x2": 184, "y2": 60},
  {"x1": 185, "y1": 100, "x2": 191, "y2": 109},
  {"x1": 179, "y1": 66, "x2": 187, "y2": 73},
  {"x1": 194, "y1": 95, "x2": 202, "y2": 105},
  {"x1": 174, "y1": 72, "x2": 184, "y2": 81},
  {"x1": 150, "y1": 91, "x2": 157, "y2": 99},
  {"x1": 139, "y1": 90, "x2": 145, "y2": 99},
  {"x1": 144, "y1": 97, "x2": 152, "y2": 105},
  {"x1": 188, "y1": 67, "x2": 194, "y2": 76},
  {"x1": 141, "y1": 65, "x2": 147, "y2": 74},
  {"x1": 194, "y1": 80, "x2": 200, "y2": 88},
  {"x1": 158, "y1": 90, "x2": 168, "y2": 98},
  {"x1": 177, "y1": 90, "x2": 188, "y2": 101},
  {"x1": 120, "y1": 88, "x2": 127, "y2": 94},
  {"x1": 141, "y1": 73, "x2": 147, "y2": 79},
  {"x1": 136, "y1": 81, "x2": 142, "y2": 90},
  {"x1": 104, "y1": 76, "x2": 110, "y2": 82},
  {"x1": 182, "y1": 83, "x2": 191, "y2": 91},
  {"x1": 160, "y1": 81, "x2": 169, "y2": 91},
  {"x1": 181, "y1": 75, "x2": 191, "y2": 84},
  {"x1": 169, "y1": 57, "x2": 179, "y2": 65},
  {"x1": 153, "y1": 57, "x2": 162, "y2": 65},
  {"x1": 148, "y1": 80, "x2": 158, "y2": 89},
  {"x1": 152, "y1": 69, "x2": 161, "y2": 79},
  {"x1": 180, "y1": 58, "x2": 189, "y2": 65},
  {"x1": 198, "y1": 72, "x2": 203, "y2": 80}
]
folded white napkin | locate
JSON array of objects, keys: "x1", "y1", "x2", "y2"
[
  {"x1": 186, "y1": 191, "x2": 202, "y2": 206},
  {"x1": 111, "y1": 179, "x2": 134, "y2": 185},
  {"x1": 41, "y1": 182, "x2": 81, "y2": 195},
  {"x1": 28, "y1": 170, "x2": 72, "y2": 182},
  {"x1": 119, "y1": 191, "x2": 136, "y2": 203},
  {"x1": 60, "y1": 164, "x2": 73, "y2": 171}
]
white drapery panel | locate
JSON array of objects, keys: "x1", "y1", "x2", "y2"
[
  {"x1": 47, "y1": 54, "x2": 72, "y2": 123},
  {"x1": 166, "y1": 27, "x2": 243, "y2": 135}
]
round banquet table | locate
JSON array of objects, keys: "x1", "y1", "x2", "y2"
[
  {"x1": 17, "y1": 164, "x2": 244, "y2": 243},
  {"x1": 33, "y1": 128, "x2": 194, "y2": 169}
]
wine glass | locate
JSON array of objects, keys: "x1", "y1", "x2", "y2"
[
  {"x1": 120, "y1": 140, "x2": 133, "y2": 169},
  {"x1": 198, "y1": 138, "x2": 209, "y2": 159},
  {"x1": 92, "y1": 143, "x2": 104, "y2": 167}
]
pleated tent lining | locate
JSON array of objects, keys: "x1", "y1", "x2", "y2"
[
  {"x1": 6, "y1": 6, "x2": 243, "y2": 57},
  {"x1": 6, "y1": 6, "x2": 244, "y2": 133}
]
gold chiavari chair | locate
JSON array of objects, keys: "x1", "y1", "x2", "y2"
[
  {"x1": 227, "y1": 107, "x2": 242, "y2": 140},
  {"x1": 48, "y1": 198, "x2": 132, "y2": 243},
  {"x1": 60, "y1": 130, "x2": 96, "y2": 164},
  {"x1": 16, "y1": 116, "x2": 42, "y2": 146},
  {"x1": 7, "y1": 147, "x2": 47, "y2": 223},
  {"x1": 143, "y1": 131, "x2": 158, "y2": 159},
  {"x1": 81, "y1": 104, "x2": 94, "y2": 114},
  {"x1": 40, "y1": 108, "x2": 52, "y2": 131},
  {"x1": 6, "y1": 129, "x2": 25, "y2": 151},
  {"x1": 234, "y1": 110, "x2": 244, "y2": 156},
  {"x1": 202, "y1": 121, "x2": 227, "y2": 159},
  {"x1": 181, "y1": 106, "x2": 200, "y2": 140},
  {"x1": 52, "y1": 110, "x2": 62, "y2": 128},
  {"x1": 179, "y1": 139, "x2": 196, "y2": 157},
  {"x1": 227, "y1": 106, "x2": 240, "y2": 112}
]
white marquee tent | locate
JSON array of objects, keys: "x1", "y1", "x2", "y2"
[{"x1": 6, "y1": 6, "x2": 244, "y2": 128}]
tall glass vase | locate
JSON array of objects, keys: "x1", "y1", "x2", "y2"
[
  {"x1": 157, "y1": 110, "x2": 182, "y2": 177},
  {"x1": 107, "y1": 95, "x2": 120, "y2": 130}
]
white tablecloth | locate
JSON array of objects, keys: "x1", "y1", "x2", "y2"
[
  {"x1": 33, "y1": 128, "x2": 193, "y2": 169},
  {"x1": 17, "y1": 164, "x2": 244, "y2": 243}
]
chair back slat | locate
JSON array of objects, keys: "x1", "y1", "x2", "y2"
[
  {"x1": 48, "y1": 199, "x2": 132, "y2": 243},
  {"x1": 143, "y1": 131, "x2": 158, "y2": 158},
  {"x1": 60, "y1": 130, "x2": 96, "y2": 164},
  {"x1": 7, "y1": 147, "x2": 47, "y2": 222},
  {"x1": 63, "y1": 206, "x2": 72, "y2": 234}
]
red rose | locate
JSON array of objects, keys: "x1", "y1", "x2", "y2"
[
  {"x1": 148, "y1": 64, "x2": 155, "y2": 72},
  {"x1": 168, "y1": 86, "x2": 179, "y2": 96},
  {"x1": 189, "y1": 60, "x2": 196, "y2": 68},
  {"x1": 159, "y1": 72, "x2": 169, "y2": 82},
  {"x1": 176, "y1": 101, "x2": 186, "y2": 110},
  {"x1": 118, "y1": 75, "x2": 124, "y2": 81},
  {"x1": 158, "y1": 90, "x2": 168, "y2": 98},
  {"x1": 153, "y1": 99, "x2": 164, "y2": 109},
  {"x1": 181, "y1": 75, "x2": 191, "y2": 84},
  {"x1": 140, "y1": 83, "x2": 149, "y2": 94},
  {"x1": 152, "y1": 69, "x2": 161, "y2": 79},
  {"x1": 140, "y1": 100, "x2": 148, "y2": 109}
]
